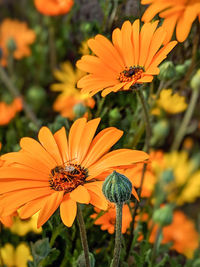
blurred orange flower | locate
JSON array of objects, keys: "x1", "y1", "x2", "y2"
[
  {"x1": 141, "y1": 0, "x2": 200, "y2": 43},
  {"x1": 34, "y1": 0, "x2": 74, "y2": 16},
  {"x1": 91, "y1": 204, "x2": 132, "y2": 234},
  {"x1": 0, "y1": 19, "x2": 36, "y2": 66},
  {"x1": 0, "y1": 98, "x2": 23, "y2": 125},
  {"x1": 0, "y1": 118, "x2": 149, "y2": 228},
  {"x1": 150, "y1": 211, "x2": 199, "y2": 258},
  {"x1": 76, "y1": 20, "x2": 177, "y2": 97}
]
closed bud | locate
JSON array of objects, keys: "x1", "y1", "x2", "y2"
[
  {"x1": 76, "y1": 251, "x2": 95, "y2": 267},
  {"x1": 109, "y1": 108, "x2": 121, "y2": 125},
  {"x1": 102, "y1": 171, "x2": 132, "y2": 204},
  {"x1": 153, "y1": 204, "x2": 173, "y2": 227},
  {"x1": 150, "y1": 120, "x2": 169, "y2": 146},
  {"x1": 158, "y1": 61, "x2": 175, "y2": 81},
  {"x1": 190, "y1": 69, "x2": 200, "y2": 91},
  {"x1": 160, "y1": 169, "x2": 174, "y2": 184},
  {"x1": 26, "y1": 86, "x2": 46, "y2": 111},
  {"x1": 73, "y1": 103, "x2": 86, "y2": 118},
  {"x1": 6, "y1": 38, "x2": 17, "y2": 53}
]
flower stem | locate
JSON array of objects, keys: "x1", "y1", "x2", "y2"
[
  {"x1": 0, "y1": 66, "x2": 40, "y2": 129},
  {"x1": 111, "y1": 202, "x2": 123, "y2": 267},
  {"x1": 136, "y1": 87, "x2": 151, "y2": 152},
  {"x1": 171, "y1": 88, "x2": 199, "y2": 150},
  {"x1": 77, "y1": 204, "x2": 91, "y2": 267}
]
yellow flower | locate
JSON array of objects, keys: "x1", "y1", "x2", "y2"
[
  {"x1": 51, "y1": 61, "x2": 95, "y2": 119},
  {"x1": 10, "y1": 212, "x2": 42, "y2": 236},
  {"x1": 0, "y1": 243, "x2": 32, "y2": 267},
  {"x1": 152, "y1": 89, "x2": 187, "y2": 115}
]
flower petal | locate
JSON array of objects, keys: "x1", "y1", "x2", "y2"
[
  {"x1": 54, "y1": 127, "x2": 69, "y2": 164},
  {"x1": 60, "y1": 195, "x2": 77, "y2": 227},
  {"x1": 70, "y1": 185, "x2": 90, "y2": 204}
]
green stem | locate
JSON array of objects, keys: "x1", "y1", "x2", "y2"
[
  {"x1": 136, "y1": 88, "x2": 151, "y2": 152},
  {"x1": 171, "y1": 88, "x2": 199, "y2": 150},
  {"x1": 111, "y1": 202, "x2": 123, "y2": 267},
  {"x1": 77, "y1": 204, "x2": 90, "y2": 267},
  {"x1": 151, "y1": 226, "x2": 162, "y2": 266},
  {"x1": 0, "y1": 66, "x2": 40, "y2": 129}
]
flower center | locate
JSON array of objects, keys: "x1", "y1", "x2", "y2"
[
  {"x1": 109, "y1": 217, "x2": 116, "y2": 225},
  {"x1": 118, "y1": 66, "x2": 144, "y2": 83},
  {"x1": 49, "y1": 163, "x2": 88, "y2": 193}
]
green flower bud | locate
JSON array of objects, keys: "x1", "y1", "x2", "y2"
[
  {"x1": 73, "y1": 103, "x2": 86, "y2": 118},
  {"x1": 26, "y1": 86, "x2": 46, "y2": 111},
  {"x1": 160, "y1": 169, "x2": 174, "y2": 184},
  {"x1": 77, "y1": 251, "x2": 95, "y2": 267},
  {"x1": 102, "y1": 171, "x2": 132, "y2": 204},
  {"x1": 153, "y1": 205, "x2": 173, "y2": 227},
  {"x1": 150, "y1": 120, "x2": 169, "y2": 146},
  {"x1": 6, "y1": 38, "x2": 17, "y2": 53},
  {"x1": 190, "y1": 69, "x2": 200, "y2": 91},
  {"x1": 158, "y1": 61, "x2": 175, "y2": 81},
  {"x1": 109, "y1": 108, "x2": 121, "y2": 126}
]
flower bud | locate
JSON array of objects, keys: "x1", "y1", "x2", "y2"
[
  {"x1": 158, "y1": 61, "x2": 175, "y2": 81},
  {"x1": 6, "y1": 38, "x2": 17, "y2": 53},
  {"x1": 160, "y1": 169, "x2": 174, "y2": 184},
  {"x1": 77, "y1": 251, "x2": 95, "y2": 267},
  {"x1": 150, "y1": 120, "x2": 169, "y2": 146},
  {"x1": 73, "y1": 103, "x2": 86, "y2": 118},
  {"x1": 109, "y1": 108, "x2": 121, "y2": 126},
  {"x1": 26, "y1": 86, "x2": 46, "y2": 111},
  {"x1": 153, "y1": 205, "x2": 173, "y2": 227},
  {"x1": 190, "y1": 69, "x2": 200, "y2": 91},
  {"x1": 102, "y1": 171, "x2": 132, "y2": 204}
]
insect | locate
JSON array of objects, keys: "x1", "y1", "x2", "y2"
[{"x1": 124, "y1": 67, "x2": 136, "y2": 77}]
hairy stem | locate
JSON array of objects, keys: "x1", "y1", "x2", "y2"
[
  {"x1": 77, "y1": 204, "x2": 91, "y2": 267},
  {"x1": 111, "y1": 203, "x2": 123, "y2": 267}
]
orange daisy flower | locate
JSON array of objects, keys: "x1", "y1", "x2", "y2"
[
  {"x1": 76, "y1": 20, "x2": 177, "y2": 97},
  {"x1": 0, "y1": 118, "x2": 149, "y2": 228},
  {"x1": 141, "y1": 0, "x2": 200, "y2": 43},
  {"x1": 149, "y1": 210, "x2": 199, "y2": 258},
  {"x1": 34, "y1": 0, "x2": 74, "y2": 16},
  {"x1": 91, "y1": 204, "x2": 132, "y2": 234},
  {"x1": 0, "y1": 98, "x2": 23, "y2": 126},
  {"x1": 0, "y1": 19, "x2": 36, "y2": 66}
]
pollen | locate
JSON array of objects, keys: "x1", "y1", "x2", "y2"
[
  {"x1": 49, "y1": 163, "x2": 88, "y2": 193},
  {"x1": 118, "y1": 66, "x2": 144, "y2": 83}
]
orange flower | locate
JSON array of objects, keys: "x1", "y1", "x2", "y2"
[
  {"x1": 0, "y1": 211, "x2": 17, "y2": 227},
  {"x1": 0, "y1": 98, "x2": 23, "y2": 125},
  {"x1": 76, "y1": 20, "x2": 177, "y2": 97},
  {"x1": 141, "y1": 0, "x2": 200, "y2": 43},
  {"x1": 91, "y1": 204, "x2": 132, "y2": 234},
  {"x1": 149, "y1": 211, "x2": 199, "y2": 258},
  {"x1": 123, "y1": 150, "x2": 164, "y2": 197},
  {"x1": 34, "y1": 0, "x2": 74, "y2": 16},
  {"x1": 0, "y1": 19, "x2": 36, "y2": 66},
  {"x1": 0, "y1": 118, "x2": 149, "y2": 228}
]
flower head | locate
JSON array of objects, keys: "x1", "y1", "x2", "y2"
[
  {"x1": 0, "y1": 19, "x2": 36, "y2": 66},
  {"x1": 76, "y1": 20, "x2": 177, "y2": 97},
  {"x1": 150, "y1": 210, "x2": 199, "y2": 258},
  {"x1": 34, "y1": 0, "x2": 74, "y2": 16},
  {"x1": 141, "y1": 0, "x2": 200, "y2": 43},
  {"x1": 91, "y1": 204, "x2": 132, "y2": 234},
  {"x1": 152, "y1": 89, "x2": 187, "y2": 115},
  {"x1": 0, "y1": 118, "x2": 148, "y2": 228},
  {"x1": 51, "y1": 62, "x2": 95, "y2": 119},
  {"x1": 0, "y1": 97, "x2": 23, "y2": 125}
]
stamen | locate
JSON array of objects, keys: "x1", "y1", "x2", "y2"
[
  {"x1": 49, "y1": 163, "x2": 88, "y2": 193},
  {"x1": 118, "y1": 66, "x2": 144, "y2": 83}
]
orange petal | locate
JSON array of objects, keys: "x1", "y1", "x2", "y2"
[
  {"x1": 60, "y1": 195, "x2": 77, "y2": 227},
  {"x1": 137, "y1": 75, "x2": 153, "y2": 83},
  {"x1": 54, "y1": 127, "x2": 69, "y2": 164},
  {"x1": 20, "y1": 137, "x2": 56, "y2": 169},
  {"x1": 162, "y1": 15, "x2": 179, "y2": 44},
  {"x1": 85, "y1": 182, "x2": 108, "y2": 210},
  {"x1": 139, "y1": 21, "x2": 159, "y2": 67},
  {"x1": 78, "y1": 118, "x2": 101, "y2": 163},
  {"x1": 101, "y1": 82, "x2": 126, "y2": 97},
  {"x1": 121, "y1": 21, "x2": 134, "y2": 66},
  {"x1": 70, "y1": 185, "x2": 90, "y2": 204},
  {"x1": 37, "y1": 191, "x2": 64, "y2": 228},
  {"x1": 19, "y1": 195, "x2": 49, "y2": 219},
  {"x1": 132, "y1": 19, "x2": 140, "y2": 65},
  {"x1": 142, "y1": 2, "x2": 171, "y2": 22},
  {"x1": 82, "y1": 127, "x2": 123, "y2": 168},
  {"x1": 68, "y1": 118, "x2": 87, "y2": 162},
  {"x1": 88, "y1": 149, "x2": 149, "y2": 178},
  {"x1": 0, "y1": 187, "x2": 52, "y2": 216},
  {"x1": 38, "y1": 127, "x2": 63, "y2": 165},
  {"x1": 112, "y1": 28, "x2": 124, "y2": 65}
]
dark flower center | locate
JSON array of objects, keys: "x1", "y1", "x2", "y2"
[
  {"x1": 49, "y1": 163, "x2": 88, "y2": 193},
  {"x1": 118, "y1": 66, "x2": 144, "y2": 83}
]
